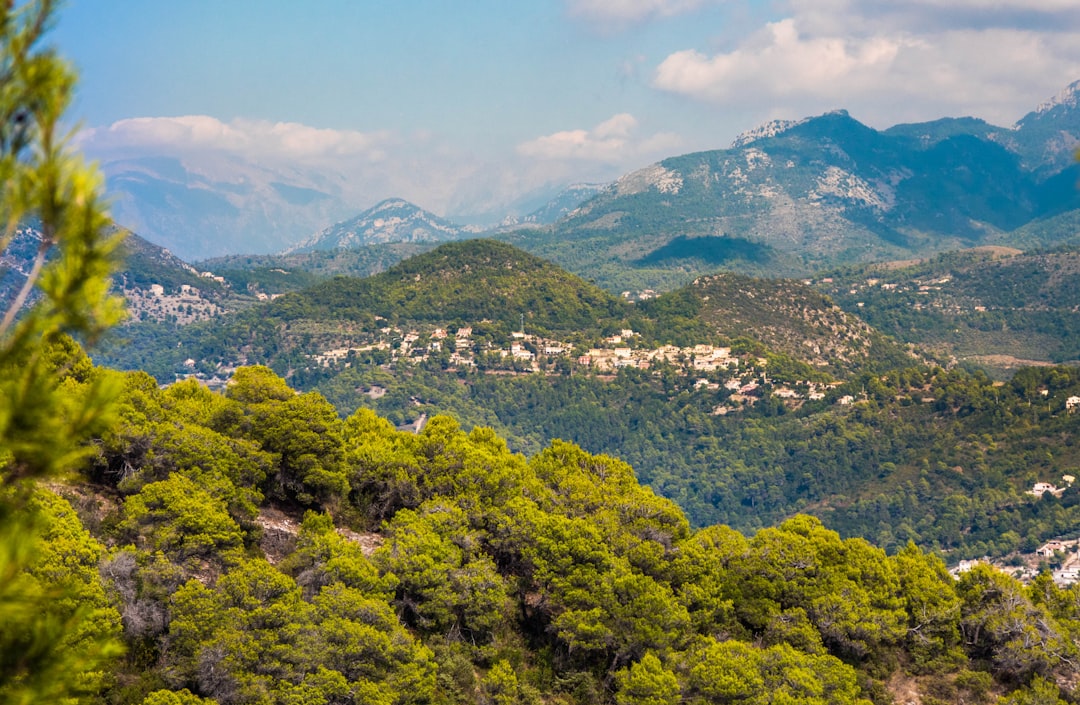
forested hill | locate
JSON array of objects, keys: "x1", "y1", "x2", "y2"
[
  {"x1": 641, "y1": 273, "x2": 917, "y2": 375},
  {"x1": 273, "y1": 239, "x2": 627, "y2": 336},
  {"x1": 93, "y1": 238, "x2": 1080, "y2": 567},
  {"x1": 105, "y1": 238, "x2": 915, "y2": 383}
]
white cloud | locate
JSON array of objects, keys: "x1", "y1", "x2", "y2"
[
  {"x1": 74, "y1": 113, "x2": 671, "y2": 226},
  {"x1": 655, "y1": 19, "x2": 912, "y2": 103},
  {"x1": 652, "y1": 6, "x2": 1080, "y2": 129},
  {"x1": 566, "y1": 0, "x2": 717, "y2": 29},
  {"x1": 77, "y1": 116, "x2": 392, "y2": 163},
  {"x1": 517, "y1": 113, "x2": 680, "y2": 162}
]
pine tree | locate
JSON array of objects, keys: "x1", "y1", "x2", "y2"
[{"x1": 0, "y1": 0, "x2": 126, "y2": 701}]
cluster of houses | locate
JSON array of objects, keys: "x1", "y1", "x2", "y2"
[
  {"x1": 305, "y1": 325, "x2": 844, "y2": 410},
  {"x1": 815, "y1": 274, "x2": 974, "y2": 314},
  {"x1": 951, "y1": 535, "x2": 1080, "y2": 587},
  {"x1": 125, "y1": 282, "x2": 224, "y2": 324}
]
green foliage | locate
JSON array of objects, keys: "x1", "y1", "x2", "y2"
[
  {"x1": 141, "y1": 689, "x2": 217, "y2": 705},
  {"x1": 614, "y1": 653, "x2": 680, "y2": 705},
  {"x1": 374, "y1": 502, "x2": 511, "y2": 639},
  {"x1": 0, "y1": 490, "x2": 124, "y2": 703},
  {"x1": 0, "y1": 2, "x2": 128, "y2": 701},
  {"x1": 956, "y1": 565, "x2": 1073, "y2": 682},
  {"x1": 279, "y1": 511, "x2": 395, "y2": 599},
  {"x1": 120, "y1": 473, "x2": 245, "y2": 568},
  {"x1": 892, "y1": 542, "x2": 964, "y2": 672},
  {"x1": 683, "y1": 639, "x2": 872, "y2": 705},
  {"x1": 166, "y1": 557, "x2": 436, "y2": 705},
  {"x1": 481, "y1": 660, "x2": 520, "y2": 705},
  {"x1": 16, "y1": 347, "x2": 1080, "y2": 704},
  {"x1": 996, "y1": 676, "x2": 1068, "y2": 705},
  {"x1": 223, "y1": 366, "x2": 348, "y2": 507},
  {"x1": 723, "y1": 516, "x2": 907, "y2": 662}
]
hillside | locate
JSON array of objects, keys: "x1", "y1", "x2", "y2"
[
  {"x1": 96, "y1": 239, "x2": 1080, "y2": 565},
  {"x1": 21, "y1": 352, "x2": 1080, "y2": 705},
  {"x1": 25, "y1": 226, "x2": 1080, "y2": 705},
  {"x1": 285, "y1": 239, "x2": 627, "y2": 335},
  {"x1": 816, "y1": 246, "x2": 1080, "y2": 376},
  {"x1": 115, "y1": 230, "x2": 228, "y2": 293},
  {"x1": 643, "y1": 273, "x2": 917, "y2": 375},
  {"x1": 101, "y1": 238, "x2": 914, "y2": 389}
]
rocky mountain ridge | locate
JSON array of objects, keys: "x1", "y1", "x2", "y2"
[
  {"x1": 285, "y1": 198, "x2": 483, "y2": 253},
  {"x1": 500, "y1": 80, "x2": 1080, "y2": 290}
]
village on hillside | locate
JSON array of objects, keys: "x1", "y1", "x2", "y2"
[
  {"x1": 119, "y1": 277, "x2": 842, "y2": 413},
  {"x1": 297, "y1": 322, "x2": 849, "y2": 416}
]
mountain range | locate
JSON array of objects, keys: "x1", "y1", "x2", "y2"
[
  {"x1": 503, "y1": 81, "x2": 1080, "y2": 290},
  {"x1": 193, "y1": 77, "x2": 1080, "y2": 296},
  {"x1": 94, "y1": 81, "x2": 1080, "y2": 279}
]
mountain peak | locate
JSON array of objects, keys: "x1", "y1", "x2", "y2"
[
  {"x1": 731, "y1": 109, "x2": 855, "y2": 148},
  {"x1": 731, "y1": 117, "x2": 809, "y2": 148},
  {"x1": 285, "y1": 198, "x2": 479, "y2": 254},
  {"x1": 1033, "y1": 79, "x2": 1080, "y2": 116}
]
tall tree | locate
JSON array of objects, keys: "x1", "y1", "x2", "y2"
[{"x1": 0, "y1": 0, "x2": 126, "y2": 701}]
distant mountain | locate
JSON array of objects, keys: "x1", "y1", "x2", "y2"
[
  {"x1": 93, "y1": 81, "x2": 1080, "y2": 278},
  {"x1": 1009, "y1": 78, "x2": 1080, "y2": 175},
  {"x1": 502, "y1": 80, "x2": 1080, "y2": 291},
  {"x1": 285, "y1": 199, "x2": 482, "y2": 253},
  {"x1": 102, "y1": 155, "x2": 354, "y2": 260},
  {"x1": 199, "y1": 242, "x2": 437, "y2": 296},
  {"x1": 499, "y1": 183, "x2": 609, "y2": 228}
]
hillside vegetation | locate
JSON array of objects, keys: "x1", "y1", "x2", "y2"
[
  {"x1": 95, "y1": 240, "x2": 1080, "y2": 565},
  {"x1": 20, "y1": 348, "x2": 1080, "y2": 705},
  {"x1": 818, "y1": 246, "x2": 1080, "y2": 375}
]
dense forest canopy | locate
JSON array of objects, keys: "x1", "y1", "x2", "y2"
[{"x1": 14, "y1": 357, "x2": 1080, "y2": 705}]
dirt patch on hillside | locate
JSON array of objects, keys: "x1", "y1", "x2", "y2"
[
  {"x1": 255, "y1": 507, "x2": 383, "y2": 564},
  {"x1": 964, "y1": 354, "x2": 1054, "y2": 369}
]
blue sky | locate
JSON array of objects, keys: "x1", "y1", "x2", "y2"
[{"x1": 52, "y1": 0, "x2": 1080, "y2": 219}]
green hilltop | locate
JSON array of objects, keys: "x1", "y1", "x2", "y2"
[{"x1": 277, "y1": 239, "x2": 628, "y2": 336}]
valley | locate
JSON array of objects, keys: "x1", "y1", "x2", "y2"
[{"x1": 95, "y1": 239, "x2": 1080, "y2": 571}]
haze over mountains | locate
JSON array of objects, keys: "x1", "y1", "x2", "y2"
[{"x1": 95, "y1": 80, "x2": 1080, "y2": 268}]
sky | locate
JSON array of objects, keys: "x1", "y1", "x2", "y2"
[{"x1": 51, "y1": 0, "x2": 1080, "y2": 220}]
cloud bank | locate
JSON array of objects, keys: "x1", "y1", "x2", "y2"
[
  {"x1": 565, "y1": 0, "x2": 720, "y2": 29},
  {"x1": 78, "y1": 116, "x2": 393, "y2": 163},
  {"x1": 652, "y1": 0, "x2": 1080, "y2": 129}
]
